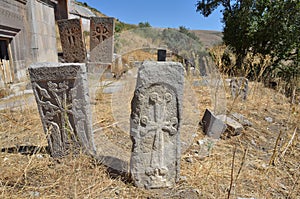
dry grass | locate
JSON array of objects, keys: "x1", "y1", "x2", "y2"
[{"x1": 0, "y1": 74, "x2": 299, "y2": 198}]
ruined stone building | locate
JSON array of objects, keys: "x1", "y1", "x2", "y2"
[{"x1": 0, "y1": 0, "x2": 58, "y2": 87}]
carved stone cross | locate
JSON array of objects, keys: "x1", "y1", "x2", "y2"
[
  {"x1": 29, "y1": 63, "x2": 95, "y2": 157},
  {"x1": 130, "y1": 61, "x2": 184, "y2": 189}
]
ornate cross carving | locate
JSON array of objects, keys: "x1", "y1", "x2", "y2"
[{"x1": 140, "y1": 90, "x2": 178, "y2": 187}]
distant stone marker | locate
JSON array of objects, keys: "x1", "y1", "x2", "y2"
[
  {"x1": 201, "y1": 109, "x2": 227, "y2": 139},
  {"x1": 28, "y1": 63, "x2": 95, "y2": 157},
  {"x1": 57, "y1": 19, "x2": 86, "y2": 63},
  {"x1": 157, "y1": 49, "x2": 166, "y2": 61},
  {"x1": 90, "y1": 17, "x2": 114, "y2": 63},
  {"x1": 230, "y1": 77, "x2": 249, "y2": 100},
  {"x1": 130, "y1": 61, "x2": 184, "y2": 189}
]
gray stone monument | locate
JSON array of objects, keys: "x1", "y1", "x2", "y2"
[
  {"x1": 157, "y1": 49, "x2": 166, "y2": 61},
  {"x1": 57, "y1": 18, "x2": 86, "y2": 63},
  {"x1": 230, "y1": 77, "x2": 249, "y2": 100},
  {"x1": 90, "y1": 17, "x2": 114, "y2": 63},
  {"x1": 202, "y1": 109, "x2": 227, "y2": 139},
  {"x1": 130, "y1": 61, "x2": 184, "y2": 189},
  {"x1": 28, "y1": 63, "x2": 95, "y2": 157}
]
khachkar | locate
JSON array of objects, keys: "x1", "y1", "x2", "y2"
[
  {"x1": 90, "y1": 17, "x2": 115, "y2": 63},
  {"x1": 28, "y1": 63, "x2": 95, "y2": 157},
  {"x1": 57, "y1": 18, "x2": 86, "y2": 63},
  {"x1": 130, "y1": 61, "x2": 184, "y2": 189}
]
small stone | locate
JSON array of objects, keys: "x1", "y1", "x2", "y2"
[
  {"x1": 265, "y1": 117, "x2": 273, "y2": 123},
  {"x1": 216, "y1": 115, "x2": 244, "y2": 136},
  {"x1": 179, "y1": 176, "x2": 187, "y2": 181},
  {"x1": 185, "y1": 156, "x2": 193, "y2": 163},
  {"x1": 29, "y1": 191, "x2": 40, "y2": 197}
]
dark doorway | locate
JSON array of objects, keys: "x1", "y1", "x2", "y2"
[{"x1": 0, "y1": 38, "x2": 14, "y2": 84}]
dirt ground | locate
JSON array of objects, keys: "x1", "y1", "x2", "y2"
[{"x1": 0, "y1": 74, "x2": 299, "y2": 198}]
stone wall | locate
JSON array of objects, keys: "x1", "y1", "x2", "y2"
[
  {"x1": 27, "y1": 0, "x2": 58, "y2": 63},
  {"x1": 0, "y1": 0, "x2": 58, "y2": 85}
]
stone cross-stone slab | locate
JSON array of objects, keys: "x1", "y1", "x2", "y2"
[
  {"x1": 57, "y1": 18, "x2": 86, "y2": 63},
  {"x1": 230, "y1": 77, "x2": 249, "y2": 100},
  {"x1": 130, "y1": 61, "x2": 184, "y2": 189},
  {"x1": 28, "y1": 63, "x2": 95, "y2": 157},
  {"x1": 90, "y1": 17, "x2": 114, "y2": 63}
]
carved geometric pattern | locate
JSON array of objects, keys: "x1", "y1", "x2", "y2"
[
  {"x1": 90, "y1": 17, "x2": 114, "y2": 63},
  {"x1": 57, "y1": 19, "x2": 86, "y2": 63},
  {"x1": 131, "y1": 84, "x2": 179, "y2": 188},
  {"x1": 29, "y1": 63, "x2": 95, "y2": 158}
]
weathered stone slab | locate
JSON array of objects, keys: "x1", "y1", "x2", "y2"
[
  {"x1": 90, "y1": 17, "x2": 114, "y2": 63},
  {"x1": 230, "y1": 77, "x2": 249, "y2": 100},
  {"x1": 57, "y1": 18, "x2": 86, "y2": 63},
  {"x1": 216, "y1": 115, "x2": 243, "y2": 136},
  {"x1": 28, "y1": 63, "x2": 95, "y2": 157},
  {"x1": 231, "y1": 112, "x2": 253, "y2": 127},
  {"x1": 130, "y1": 61, "x2": 184, "y2": 189},
  {"x1": 201, "y1": 109, "x2": 227, "y2": 139},
  {"x1": 157, "y1": 49, "x2": 166, "y2": 61}
]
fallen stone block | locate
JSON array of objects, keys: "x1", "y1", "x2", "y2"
[
  {"x1": 201, "y1": 109, "x2": 227, "y2": 139},
  {"x1": 216, "y1": 114, "x2": 244, "y2": 136}
]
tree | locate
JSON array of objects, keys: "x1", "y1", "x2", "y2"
[
  {"x1": 138, "y1": 22, "x2": 151, "y2": 28},
  {"x1": 196, "y1": 0, "x2": 300, "y2": 96}
]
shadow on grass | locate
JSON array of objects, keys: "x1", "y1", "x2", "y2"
[{"x1": 1, "y1": 145, "x2": 49, "y2": 155}]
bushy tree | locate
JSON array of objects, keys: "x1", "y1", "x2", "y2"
[{"x1": 196, "y1": 0, "x2": 300, "y2": 96}]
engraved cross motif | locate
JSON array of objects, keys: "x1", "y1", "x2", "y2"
[
  {"x1": 93, "y1": 23, "x2": 109, "y2": 43},
  {"x1": 140, "y1": 90, "x2": 178, "y2": 187},
  {"x1": 66, "y1": 28, "x2": 76, "y2": 46},
  {"x1": 32, "y1": 81, "x2": 79, "y2": 152}
]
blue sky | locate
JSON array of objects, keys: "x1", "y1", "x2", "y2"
[{"x1": 77, "y1": 0, "x2": 223, "y2": 31}]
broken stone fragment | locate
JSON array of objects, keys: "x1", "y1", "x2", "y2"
[
  {"x1": 201, "y1": 109, "x2": 227, "y2": 139},
  {"x1": 231, "y1": 112, "x2": 253, "y2": 127},
  {"x1": 216, "y1": 115, "x2": 244, "y2": 136}
]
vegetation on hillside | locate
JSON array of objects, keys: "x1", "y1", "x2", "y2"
[{"x1": 197, "y1": 0, "x2": 300, "y2": 99}]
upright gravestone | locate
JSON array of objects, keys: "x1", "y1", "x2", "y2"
[
  {"x1": 157, "y1": 49, "x2": 167, "y2": 61},
  {"x1": 28, "y1": 63, "x2": 95, "y2": 157},
  {"x1": 130, "y1": 61, "x2": 184, "y2": 189},
  {"x1": 90, "y1": 17, "x2": 114, "y2": 63},
  {"x1": 57, "y1": 19, "x2": 86, "y2": 63},
  {"x1": 230, "y1": 77, "x2": 249, "y2": 100}
]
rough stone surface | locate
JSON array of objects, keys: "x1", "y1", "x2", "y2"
[
  {"x1": 216, "y1": 115, "x2": 244, "y2": 136},
  {"x1": 90, "y1": 17, "x2": 114, "y2": 63},
  {"x1": 230, "y1": 77, "x2": 249, "y2": 100},
  {"x1": 201, "y1": 109, "x2": 227, "y2": 139},
  {"x1": 28, "y1": 63, "x2": 95, "y2": 157},
  {"x1": 157, "y1": 49, "x2": 167, "y2": 61},
  {"x1": 130, "y1": 61, "x2": 184, "y2": 189},
  {"x1": 57, "y1": 18, "x2": 86, "y2": 63},
  {"x1": 0, "y1": 0, "x2": 58, "y2": 85},
  {"x1": 231, "y1": 113, "x2": 253, "y2": 127}
]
